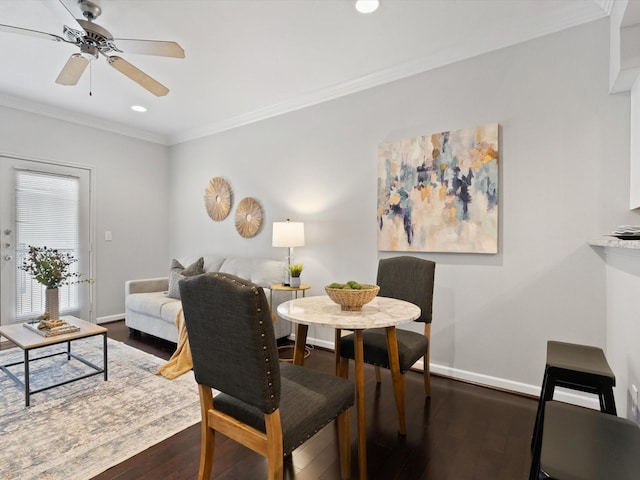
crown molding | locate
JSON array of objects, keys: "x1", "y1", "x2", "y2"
[
  {"x1": 0, "y1": 93, "x2": 170, "y2": 145},
  {"x1": 1, "y1": 2, "x2": 611, "y2": 148},
  {"x1": 169, "y1": 4, "x2": 609, "y2": 145},
  {"x1": 594, "y1": 0, "x2": 616, "y2": 17}
]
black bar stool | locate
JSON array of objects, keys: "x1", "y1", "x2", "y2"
[
  {"x1": 532, "y1": 341, "x2": 616, "y2": 446},
  {"x1": 529, "y1": 341, "x2": 617, "y2": 479},
  {"x1": 530, "y1": 401, "x2": 640, "y2": 480}
]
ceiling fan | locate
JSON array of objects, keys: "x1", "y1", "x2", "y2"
[{"x1": 0, "y1": 0, "x2": 184, "y2": 97}]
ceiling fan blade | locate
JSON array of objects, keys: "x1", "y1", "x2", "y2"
[
  {"x1": 57, "y1": 0, "x2": 88, "y2": 31},
  {"x1": 107, "y1": 56, "x2": 169, "y2": 97},
  {"x1": 112, "y1": 39, "x2": 185, "y2": 58},
  {"x1": 0, "y1": 23, "x2": 67, "y2": 43},
  {"x1": 55, "y1": 54, "x2": 90, "y2": 85}
]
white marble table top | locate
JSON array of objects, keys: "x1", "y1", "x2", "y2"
[{"x1": 277, "y1": 295, "x2": 421, "y2": 330}]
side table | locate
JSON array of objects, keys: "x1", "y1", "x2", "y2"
[
  {"x1": 270, "y1": 283, "x2": 310, "y2": 299},
  {"x1": 270, "y1": 283, "x2": 311, "y2": 362}
]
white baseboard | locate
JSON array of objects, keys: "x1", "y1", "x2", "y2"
[
  {"x1": 97, "y1": 314, "x2": 125, "y2": 324},
  {"x1": 301, "y1": 334, "x2": 600, "y2": 409},
  {"x1": 426, "y1": 360, "x2": 599, "y2": 409}
]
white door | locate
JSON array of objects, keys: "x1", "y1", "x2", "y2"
[{"x1": 0, "y1": 156, "x2": 93, "y2": 325}]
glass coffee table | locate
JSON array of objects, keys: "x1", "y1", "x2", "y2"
[{"x1": 0, "y1": 316, "x2": 107, "y2": 406}]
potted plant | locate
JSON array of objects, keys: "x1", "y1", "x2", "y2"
[
  {"x1": 19, "y1": 245, "x2": 93, "y2": 321},
  {"x1": 288, "y1": 264, "x2": 303, "y2": 287}
]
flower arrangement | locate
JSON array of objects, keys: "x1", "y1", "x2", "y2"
[
  {"x1": 19, "y1": 245, "x2": 93, "y2": 289},
  {"x1": 288, "y1": 264, "x2": 303, "y2": 278}
]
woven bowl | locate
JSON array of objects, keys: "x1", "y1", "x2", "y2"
[{"x1": 325, "y1": 284, "x2": 380, "y2": 311}]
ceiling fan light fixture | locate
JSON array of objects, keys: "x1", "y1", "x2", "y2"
[
  {"x1": 355, "y1": 0, "x2": 379, "y2": 14},
  {"x1": 131, "y1": 105, "x2": 147, "y2": 113}
]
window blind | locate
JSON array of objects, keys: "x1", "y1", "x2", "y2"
[{"x1": 15, "y1": 169, "x2": 81, "y2": 320}]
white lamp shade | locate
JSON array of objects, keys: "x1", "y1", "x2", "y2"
[{"x1": 272, "y1": 221, "x2": 305, "y2": 247}]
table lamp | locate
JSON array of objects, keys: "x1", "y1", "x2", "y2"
[{"x1": 272, "y1": 219, "x2": 304, "y2": 286}]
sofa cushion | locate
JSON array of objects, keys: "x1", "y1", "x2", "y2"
[
  {"x1": 160, "y1": 299, "x2": 184, "y2": 324},
  {"x1": 178, "y1": 255, "x2": 226, "y2": 274},
  {"x1": 127, "y1": 291, "x2": 180, "y2": 317},
  {"x1": 167, "y1": 257, "x2": 205, "y2": 299},
  {"x1": 219, "y1": 257, "x2": 286, "y2": 287}
]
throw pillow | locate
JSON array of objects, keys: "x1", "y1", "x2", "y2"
[{"x1": 167, "y1": 257, "x2": 205, "y2": 299}]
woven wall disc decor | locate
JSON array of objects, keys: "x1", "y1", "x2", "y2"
[
  {"x1": 204, "y1": 177, "x2": 232, "y2": 221},
  {"x1": 235, "y1": 197, "x2": 263, "y2": 238}
]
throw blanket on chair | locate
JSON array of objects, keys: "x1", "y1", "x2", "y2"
[{"x1": 156, "y1": 308, "x2": 193, "y2": 379}]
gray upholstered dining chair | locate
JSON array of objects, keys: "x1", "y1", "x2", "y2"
[
  {"x1": 179, "y1": 272, "x2": 354, "y2": 480},
  {"x1": 338, "y1": 256, "x2": 435, "y2": 435}
]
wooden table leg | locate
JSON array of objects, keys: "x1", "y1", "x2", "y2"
[
  {"x1": 386, "y1": 326, "x2": 406, "y2": 435},
  {"x1": 354, "y1": 329, "x2": 367, "y2": 480},
  {"x1": 334, "y1": 328, "x2": 342, "y2": 376},
  {"x1": 293, "y1": 323, "x2": 309, "y2": 366}
]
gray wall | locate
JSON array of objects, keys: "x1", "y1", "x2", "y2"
[
  {"x1": 169, "y1": 19, "x2": 638, "y2": 395},
  {"x1": 0, "y1": 107, "x2": 171, "y2": 321},
  {"x1": 1, "y1": 18, "x2": 638, "y2": 401}
]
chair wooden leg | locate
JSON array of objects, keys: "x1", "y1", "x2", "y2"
[
  {"x1": 385, "y1": 326, "x2": 406, "y2": 435},
  {"x1": 424, "y1": 323, "x2": 432, "y2": 398},
  {"x1": 197, "y1": 385, "x2": 216, "y2": 480},
  {"x1": 423, "y1": 356, "x2": 431, "y2": 398},
  {"x1": 336, "y1": 329, "x2": 355, "y2": 381},
  {"x1": 337, "y1": 409, "x2": 351, "y2": 480},
  {"x1": 338, "y1": 355, "x2": 350, "y2": 379},
  {"x1": 265, "y1": 411, "x2": 284, "y2": 480}
]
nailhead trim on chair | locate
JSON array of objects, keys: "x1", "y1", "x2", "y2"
[
  {"x1": 285, "y1": 404, "x2": 352, "y2": 456},
  {"x1": 211, "y1": 272, "x2": 280, "y2": 412},
  {"x1": 183, "y1": 271, "x2": 354, "y2": 475}
]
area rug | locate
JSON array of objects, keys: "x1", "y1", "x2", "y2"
[{"x1": 0, "y1": 337, "x2": 202, "y2": 480}]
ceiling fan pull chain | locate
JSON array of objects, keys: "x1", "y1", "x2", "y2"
[{"x1": 89, "y1": 61, "x2": 92, "y2": 96}]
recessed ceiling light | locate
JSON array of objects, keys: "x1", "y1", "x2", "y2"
[
  {"x1": 355, "y1": 0, "x2": 379, "y2": 14},
  {"x1": 131, "y1": 105, "x2": 147, "y2": 113}
]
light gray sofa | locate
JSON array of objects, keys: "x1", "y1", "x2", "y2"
[{"x1": 125, "y1": 255, "x2": 292, "y2": 343}]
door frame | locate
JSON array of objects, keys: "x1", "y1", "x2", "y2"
[{"x1": 0, "y1": 153, "x2": 95, "y2": 324}]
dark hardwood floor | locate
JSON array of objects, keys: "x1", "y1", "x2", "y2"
[{"x1": 92, "y1": 320, "x2": 536, "y2": 480}]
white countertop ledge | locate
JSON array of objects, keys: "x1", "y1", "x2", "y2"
[{"x1": 589, "y1": 237, "x2": 640, "y2": 250}]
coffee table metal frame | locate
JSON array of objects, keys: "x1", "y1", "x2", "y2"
[{"x1": 0, "y1": 316, "x2": 107, "y2": 406}]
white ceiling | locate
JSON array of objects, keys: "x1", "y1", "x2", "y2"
[{"x1": 0, "y1": 0, "x2": 612, "y2": 145}]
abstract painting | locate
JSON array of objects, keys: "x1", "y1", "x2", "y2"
[{"x1": 377, "y1": 123, "x2": 499, "y2": 253}]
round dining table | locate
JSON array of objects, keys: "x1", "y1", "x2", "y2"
[{"x1": 277, "y1": 295, "x2": 421, "y2": 480}]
